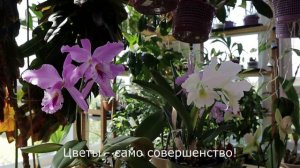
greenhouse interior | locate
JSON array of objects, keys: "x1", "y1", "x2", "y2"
[{"x1": 1, "y1": 0, "x2": 300, "y2": 168}]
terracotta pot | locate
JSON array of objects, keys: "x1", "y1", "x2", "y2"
[
  {"x1": 132, "y1": 0, "x2": 178, "y2": 15},
  {"x1": 102, "y1": 100, "x2": 116, "y2": 111},
  {"x1": 172, "y1": 0, "x2": 215, "y2": 43}
]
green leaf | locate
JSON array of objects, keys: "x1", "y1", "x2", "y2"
[
  {"x1": 133, "y1": 80, "x2": 193, "y2": 132},
  {"x1": 237, "y1": 43, "x2": 243, "y2": 55},
  {"x1": 216, "y1": 6, "x2": 226, "y2": 23},
  {"x1": 150, "y1": 70, "x2": 173, "y2": 92},
  {"x1": 50, "y1": 124, "x2": 71, "y2": 143},
  {"x1": 21, "y1": 143, "x2": 62, "y2": 153},
  {"x1": 52, "y1": 140, "x2": 87, "y2": 168},
  {"x1": 252, "y1": 0, "x2": 273, "y2": 18},
  {"x1": 30, "y1": 4, "x2": 43, "y2": 19},
  {"x1": 102, "y1": 136, "x2": 153, "y2": 154},
  {"x1": 292, "y1": 48, "x2": 300, "y2": 56},
  {"x1": 202, "y1": 124, "x2": 234, "y2": 144},
  {"x1": 135, "y1": 112, "x2": 166, "y2": 141},
  {"x1": 279, "y1": 77, "x2": 300, "y2": 133}
]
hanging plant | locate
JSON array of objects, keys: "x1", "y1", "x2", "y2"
[
  {"x1": 273, "y1": 0, "x2": 300, "y2": 38},
  {"x1": 131, "y1": 0, "x2": 178, "y2": 15},
  {"x1": 172, "y1": 0, "x2": 215, "y2": 43}
]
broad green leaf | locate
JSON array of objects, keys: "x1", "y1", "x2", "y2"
[
  {"x1": 135, "y1": 112, "x2": 166, "y2": 141},
  {"x1": 21, "y1": 143, "x2": 62, "y2": 153},
  {"x1": 102, "y1": 136, "x2": 153, "y2": 154},
  {"x1": 133, "y1": 80, "x2": 193, "y2": 132},
  {"x1": 50, "y1": 124, "x2": 71, "y2": 143},
  {"x1": 252, "y1": 0, "x2": 273, "y2": 18},
  {"x1": 51, "y1": 140, "x2": 86, "y2": 168},
  {"x1": 279, "y1": 77, "x2": 300, "y2": 133},
  {"x1": 216, "y1": 6, "x2": 226, "y2": 23},
  {"x1": 150, "y1": 70, "x2": 173, "y2": 92}
]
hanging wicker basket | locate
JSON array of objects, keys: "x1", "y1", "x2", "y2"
[
  {"x1": 172, "y1": 0, "x2": 215, "y2": 43},
  {"x1": 132, "y1": 0, "x2": 178, "y2": 15},
  {"x1": 273, "y1": 0, "x2": 300, "y2": 38}
]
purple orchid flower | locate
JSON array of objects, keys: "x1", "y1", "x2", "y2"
[
  {"x1": 22, "y1": 56, "x2": 88, "y2": 114},
  {"x1": 61, "y1": 39, "x2": 125, "y2": 98},
  {"x1": 210, "y1": 102, "x2": 232, "y2": 123}
]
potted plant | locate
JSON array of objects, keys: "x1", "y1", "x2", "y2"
[
  {"x1": 101, "y1": 80, "x2": 123, "y2": 112},
  {"x1": 243, "y1": 3, "x2": 259, "y2": 26},
  {"x1": 131, "y1": 0, "x2": 178, "y2": 15},
  {"x1": 247, "y1": 57, "x2": 258, "y2": 69},
  {"x1": 211, "y1": 35, "x2": 244, "y2": 64}
]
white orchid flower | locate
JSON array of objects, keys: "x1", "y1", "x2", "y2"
[
  {"x1": 181, "y1": 57, "x2": 251, "y2": 111},
  {"x1": 275, "y1": 109, "x2": 292, "y2": 142},
  {"x1": 243, "y1": 126, "x2": 262, "y2": 154},
  {"x1": 182, "y1": 72, "x2": 218, "y2": 108},
  {"x1": 222, "y1": 80, "x2": 252, "y2": 113},
  {"x1": 201, "y1": 57, "x2": 242, "y2": 89}
]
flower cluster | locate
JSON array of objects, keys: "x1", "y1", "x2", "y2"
[
  {"x1": 22, "y1": 39, "x2": 125, "y2": 114},
  {"x1": 180, "y1": 58, "x2": 252, "y2": 119}
]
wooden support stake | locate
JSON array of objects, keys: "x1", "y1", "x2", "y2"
[{"x1": 100, "y1": 100, "x2": 107, "y2": 150}]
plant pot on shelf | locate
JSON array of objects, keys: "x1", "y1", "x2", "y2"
[
  {"x1": 224, "y1": 21, "x2": 235, "y2": 28},
  {"x1": 172, "y1": 0, "x2": 215, "y2": 43},
  {"x1": 243, "y1": 14, "x2": 259, "y2": 26},
  {"x1": 102, "y1": 100, "x2": 117, "y2": 112},
  {"x1": 272, "y1": 0, "x2": 300, "y2": 38},
  {"x1": 132, "y1": 0, "x2": 178, "y2": 15}
]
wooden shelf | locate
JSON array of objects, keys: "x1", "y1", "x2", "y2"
[
  {"x1": 238, "y1": 68, "x2": 272, "y2": 78},
  {"x1": 212, "y1": 24, "x2": 269, "y2": 37}
]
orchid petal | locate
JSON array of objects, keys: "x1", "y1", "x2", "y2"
[
  {"x1": 22, "y1": 64, "x2": 62, "y2": 89},
  {"x1": 80, "y1": 39, "x2": 91, "y2": 53},
  {"x1": 67, "y1": 87, "x2": 88, "y2": 112},
  {"x1": 82, "y1": 80, "x2": 94, "y2": 98},
  {"x1": 63, "y1": 64, "x2": 81, "y2": 87},
  {"x1": 41, "y1": 88, "x2": 64, "y2": 114},
  {"x1": 110, "y1": 64, "x2": 125, "y2": 77},
  {"x1": 63, "y1": 54, "x2": 72, "y2": 67},
  {"x1": 96, "y1": 79, "x2": 115, "y2": 98},
  {"x1": 92, "y1": 42, "x2": 124, "y2": 63},
  {"x1": 61, "y1": 45, "x2": 90, "y2": 63}
]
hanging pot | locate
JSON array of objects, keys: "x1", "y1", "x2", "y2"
[
  {"x1": 172, "y1": 0, "x2": 215, "y2": 43},
  {"x1": 276, "y1": 22, "x2": 300, "y2": 38},
  {"x1": 272, "y1": 0, "x2": 300, "y2": 38},
  {"x1": 132, "y1": 0, "x2": 178, "y2": 15}
]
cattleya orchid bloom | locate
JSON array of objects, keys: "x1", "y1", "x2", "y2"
[
  {"x1": 243, "y1": 126, "x2": 262, "y2": 154},
  {"x1": 181, "y1": 57, "x2": 251, "y2": 113},
  {"x1": 61, "y1": 39, "x2": 125, "y2": 98},
  {"x1": 210, "y1": 102, "x2": 233, "y2": 123},
  {"x1": 275, "y1": 109, "x2": 293, "y2": 142},
  {"x1": 22, "y1": 56, "x2": 88, "y2": 114}
]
